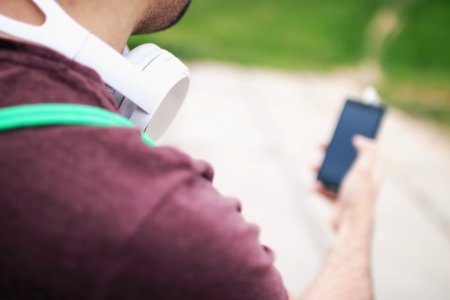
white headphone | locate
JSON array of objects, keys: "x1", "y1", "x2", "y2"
[{"x1": 0, "y1": 0, "x2": 190, "y2": 140}]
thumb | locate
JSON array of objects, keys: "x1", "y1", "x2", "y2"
[
  {"x1": 352, "y1": 135, "x2": 372, "y2": 151},
  {"x1": 352, "y1": 135, "x2": 378, "y2": 170}
]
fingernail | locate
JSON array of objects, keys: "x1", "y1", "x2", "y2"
[{"x1": 353, "y1": 135, "x2": 362, "y2": 146}]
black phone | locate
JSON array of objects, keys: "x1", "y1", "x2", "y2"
[{"x1": 317, "y1": 99, "x2": 386, "y2": 192}]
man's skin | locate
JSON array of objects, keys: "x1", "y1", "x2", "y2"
[
  {"x1": 0, "y1": 1, "x2": 383, "y2": 299},
  {"x1": 0, "y1": 0, "x2": 191, "y2": 50},
  {"x1": 302, "y1": 136, "x2": 382, "y2": 300}
]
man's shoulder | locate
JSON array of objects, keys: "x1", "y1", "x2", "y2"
[
  {"x1": 0, "y1": 123, "x2": 208, "y2": 199},
  {"x1": 0, "y1": 124, "x2": 212, "y2": 235}
]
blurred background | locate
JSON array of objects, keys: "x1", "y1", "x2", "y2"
[
  {"x1": 131, "y1": 0, "x2": 450, "y2": 125},
  {"x1": 130, "y1": 0, "x2": 449, "y2": 299}
]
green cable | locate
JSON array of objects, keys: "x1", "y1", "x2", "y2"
[
  {"x1": 0, "y1": 104, "x2": 156, "y2": 147},
  {"x1": 0, "y1": 104, "x2": 132, "y2": 126}
]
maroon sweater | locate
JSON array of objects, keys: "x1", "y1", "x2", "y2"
[{"x1": 0, "y1": 39, "x2": 288, "y2": 300}]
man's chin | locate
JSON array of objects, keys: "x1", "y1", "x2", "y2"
[{"x1": 132, "y1": 0, "x2": 191, "y2": 35}]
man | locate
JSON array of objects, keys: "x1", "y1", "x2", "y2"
[{"x1": 0, "y1": 1, "x2": 382, "y2": 299}]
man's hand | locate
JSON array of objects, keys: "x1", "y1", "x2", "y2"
[
  {"x1": 299, "y1": 135, "x2": 383, "y2": 300},
  {"x1": 315, "y1": 135, "x2": 383, "y2": 232}
]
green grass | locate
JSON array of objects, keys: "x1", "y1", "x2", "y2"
[
  {"x1": 380, "y1": 0, "x2": 450, "y2": 125},
  {"x1": 129, "y1": 0, "x2": 380, "y2": 70},
  {"x1": 129, "y1": 0, "x2": 450, "y2": 126},
  {"x1": 382, "y1": 0, "x2": 450, "y2": 80}
]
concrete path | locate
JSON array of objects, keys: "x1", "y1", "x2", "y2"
[{"x1": 159, "y1": 63, "x2": 450, "y2": 299}]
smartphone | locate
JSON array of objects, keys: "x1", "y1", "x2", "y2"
[{"x1": 317, "y1": 99, "x2": 386, "y2": 192}]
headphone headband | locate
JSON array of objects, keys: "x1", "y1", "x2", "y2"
[{"x1": 0, "y1": 0, "x2": 88, "y2": 58}]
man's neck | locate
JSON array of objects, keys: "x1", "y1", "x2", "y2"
[{"x1": 0, "y1": 0, "x2": 145, "y2": 52}]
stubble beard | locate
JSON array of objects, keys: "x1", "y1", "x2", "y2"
[{"x1": 133, "y1": 0, "x2": 191, "y2": 34}]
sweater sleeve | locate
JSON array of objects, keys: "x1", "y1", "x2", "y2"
[{"x1": 103, "y1": 175, "x2": 289, "y2": 300}]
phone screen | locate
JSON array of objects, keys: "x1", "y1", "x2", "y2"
[{"x1": 318, "y1": 99, "x2": 386, "y2": 192}]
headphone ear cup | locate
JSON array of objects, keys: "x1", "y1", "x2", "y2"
[
  {"x1": 112, "y1": 44, "x2": 165, "y2": 123},
  {"x1": 125, "y1": 44, "x2": 165, "y2": 69},
  {"x1": 118, "y1": 43, "x2": 190, "y2": 140}
]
